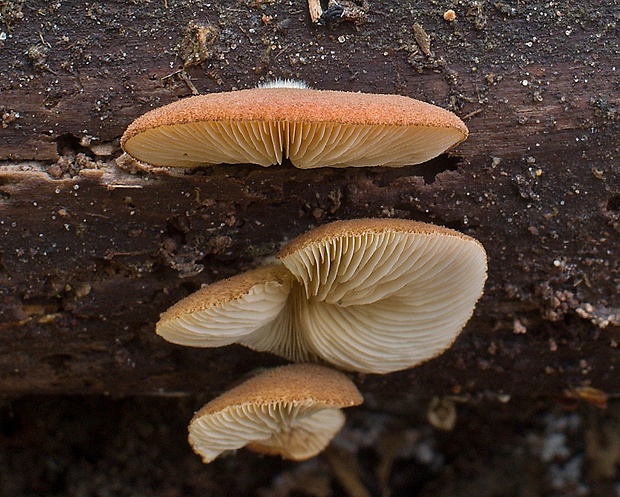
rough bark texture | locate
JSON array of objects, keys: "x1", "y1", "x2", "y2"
[
  {"x1": 2, "y1": 0, "x2": 620, "y2": 393},
  {"x1": 1, "y1": 0, "x2": 618, "y2": 400}
]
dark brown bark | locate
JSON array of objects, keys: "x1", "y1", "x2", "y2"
[{"x1": 0, "y1": 0, "x2": 618, "y2": 402}]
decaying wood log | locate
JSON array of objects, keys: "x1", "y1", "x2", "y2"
[{"x1": 0, "y1": 0, "x2": 618, "y2": 402}]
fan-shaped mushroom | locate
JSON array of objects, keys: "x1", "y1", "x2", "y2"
[
  {"x1": 157, "y1": 219, "x2": 487, "y2": 374},
  {"x1": 188, "y1": 364, "x2": 363, "y2": 462},
  {"x1": 121, "y1": 85, "x2": 467, "y2": 169}
]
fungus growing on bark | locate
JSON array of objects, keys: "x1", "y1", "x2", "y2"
[
  {"x1": 157, "y1": 219, "x2": 487, "y2": 374},
  {"x1": 120, "y1": 85, "x2": 467, "y2": 169},
  {"x1": 188, "y1": 364, "x2": 363, "y2": 463}
]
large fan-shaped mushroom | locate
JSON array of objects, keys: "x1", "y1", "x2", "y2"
[
  {"x1": 157, "y1": 219, "x2": 487, "y2": 374},
  {"x1": 121, "y1": 84, "x2": 467, "y2": 169}
]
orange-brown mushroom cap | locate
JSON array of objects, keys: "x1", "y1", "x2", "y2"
[
  {"x1": 121, "y1": 87, "x2": 468, "y2": 169},
  {"x1": 188, "y1": 364, "x2": 363, "y2": 463}
]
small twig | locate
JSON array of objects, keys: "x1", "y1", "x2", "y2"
[
  {"x1": 38, "y1": 32, "x2": 51, "y2": 48},
  {"x1": 161, "y1": 68, "x2": 184, "y2": 80},
  {"x1": 161, "y1": 69, "x2": 200, "y2": 95},
  {"x1": 105, "y1": 184, "x2": 144, "y2": 190},
  {"x1": 274, "y1": 46, "x2": 288, "y2": 59},
  {"x1": 178, "y1": 70, "x2": 199, "y2": 95},
  {"x1": 308, "y1": 0, "x2": 323, "y2": 23},
  {"x1": 462, "y1": 108, "x2": 483, "y2": 119}
]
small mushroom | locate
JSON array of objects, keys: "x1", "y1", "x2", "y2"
[
  {"x1": 157, "y1": 219, "x2": 487, "y2": 374},
  {"x1": 158, "y1": 264, "x2": 292, "y2": 348},
  {"x1": 188, "y1": 363, "x2": 363, "y2": 463},
  {"x1": 121, "y1": 83, "x2": 468, "y2": 169}
]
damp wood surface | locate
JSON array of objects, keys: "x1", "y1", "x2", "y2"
[{"x1": 0, "y1": 0, "x2": 619, "y2": 402}]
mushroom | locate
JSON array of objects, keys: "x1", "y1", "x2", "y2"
[
  {"x1": 188, "y1": 363, "x2": 363, "y2": 463},
  {"x1": 120, "y1": 83, "x2": 468, "y2": 169},
  {"x1": 157, "y1": 264, "x2": 292, "y2": 348},
  {"x1": 157, "y1": 218, "x2": 487, "y2": 374}
]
